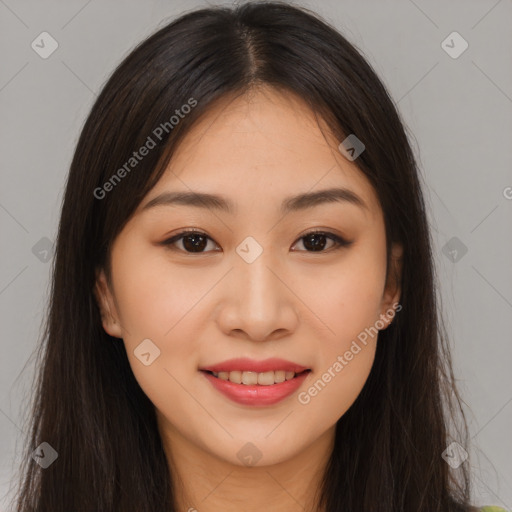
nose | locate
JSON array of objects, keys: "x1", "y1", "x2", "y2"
[{"x1": 215, "y1": 250, "x2": 300, "y2": 342}]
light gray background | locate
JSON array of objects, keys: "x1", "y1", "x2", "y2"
[{"x1": 1, "y1": 0, "x2": 511, "y2": 510}]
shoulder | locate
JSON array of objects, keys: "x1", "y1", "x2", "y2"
[{"x1": 479, "y1": 507, "x2": 510, "y2": 512}]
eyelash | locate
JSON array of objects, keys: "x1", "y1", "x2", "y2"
[{"x1": 160, "y1": 229, "x2": 352, "y2": 254}]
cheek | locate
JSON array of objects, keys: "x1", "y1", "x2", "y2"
[
  {"x1": 294, "y1": 272, "x2": 379, "y2": 435},
  {"x1": 109, "y1": 249, "x2": 208, "y2": 397},
  {"x1": 294, "y1": 241, "x2": 385, "y2": 419},
  {"x1": 112, "y1": 259, "x2": 205, "y2": 411},
  {"x1": 299, "y1": 248, "x2": 386, "y2": 346},
  {"x1": 112, "y1": 247, "x2": 202, "y2": 339},
  {"x1": 304, "y1": 245, "x2": 385, "y2": 420},
  {"x1": 297, "y1": 342, "x2": 376, "y2": 434}
]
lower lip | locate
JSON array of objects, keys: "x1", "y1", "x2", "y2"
[{"x1": 201, "y1": 370, "x2": 310, "y2": 406}]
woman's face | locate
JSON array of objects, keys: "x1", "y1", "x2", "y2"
[{"x1": 95, "y1": 86, "x2": 402, "y2": 468}]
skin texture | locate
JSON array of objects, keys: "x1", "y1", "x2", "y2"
[{"x1": 95, "y1": 86, "x2": 403, "y2": 512}]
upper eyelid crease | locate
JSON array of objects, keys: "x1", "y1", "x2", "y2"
[{"x1": 141, "y1": 187, "x2": 368, "y2": 215}]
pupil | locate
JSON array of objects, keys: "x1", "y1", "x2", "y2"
[
  {"x1": 183, "y1": 234, "x2": 207, "y2": 252},
  {"x1": 304, "y1": 233, "x2": 326, "y2": 252}
]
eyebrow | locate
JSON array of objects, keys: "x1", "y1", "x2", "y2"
[{"x1": 141, "y1": 187, "x2": 368, "y2": 215}]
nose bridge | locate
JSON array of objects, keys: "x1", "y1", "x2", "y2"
[
  {"x1": 235, "y1": 243, "x2": 282, "y2": 313},
  {"x1": 216, "y1": 238, "x2": 298, "y2": 340}
]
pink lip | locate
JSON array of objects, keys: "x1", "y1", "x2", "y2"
[
  {"x1": 201, "y1": 370, "x2": 310, "y2": 406},
  {"x1": 200, "y1": 357, "x2": 309, "y2": 373}
]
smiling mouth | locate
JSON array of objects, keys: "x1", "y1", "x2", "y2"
[{"x1": 202, "y1": 369, "x2": 311, "y2": 386}]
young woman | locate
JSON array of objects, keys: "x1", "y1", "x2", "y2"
[{"x1": 10, "y1": 1, "x2": 507, "y2": 511}]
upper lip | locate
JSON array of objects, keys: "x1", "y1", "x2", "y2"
[{"x1": 200, "y1": 358, "x2": 309, "y2": 373}]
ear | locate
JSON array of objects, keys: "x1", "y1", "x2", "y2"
[
  {"x1": 378, "y1": 242, "x2": 403, "y2": 330},
  {"x1": 94, "y1": 268, "x2": 123, "y2": 338}
]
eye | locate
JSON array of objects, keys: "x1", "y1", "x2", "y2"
[
  {"x1": 160, "y1": 229, "x2": 352, "y2": 254},
  {"x1": 291, "y1": 229, "x2": 352, "y2": 253},
  {"x1": 161, "y1": 230, "x2": 219, "y2": 253}
]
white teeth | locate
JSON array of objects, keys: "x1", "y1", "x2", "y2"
[{"x1": 212, "y1": 370, "x2": 300, "y2": 385}]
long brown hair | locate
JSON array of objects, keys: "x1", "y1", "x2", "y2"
[{"x1": 11, "y1": 1, "x2": 472, "y2": 510}]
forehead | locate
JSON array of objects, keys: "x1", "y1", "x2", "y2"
[{"x1": 138, "y1": 87, "x2": 380, "y2": 220}]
